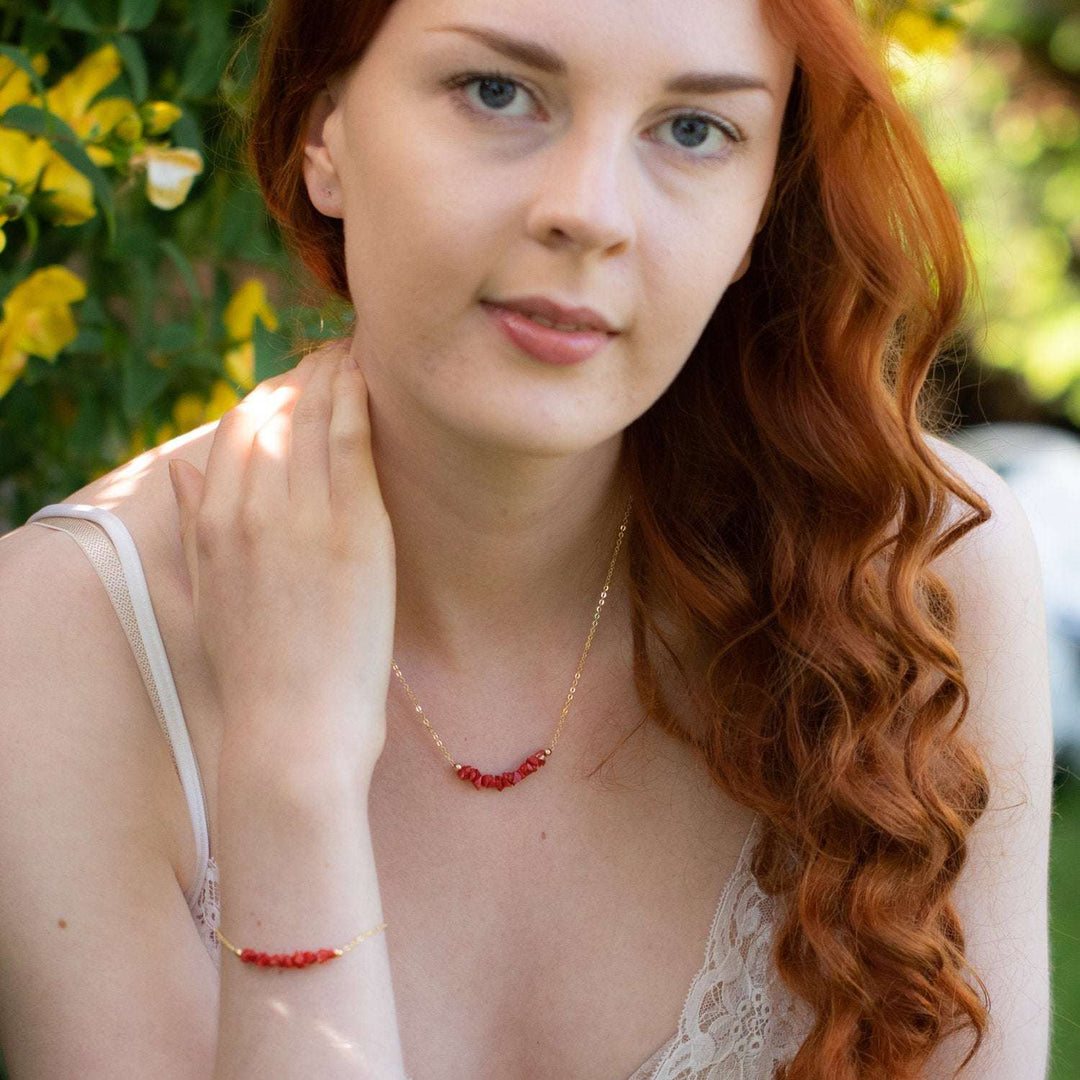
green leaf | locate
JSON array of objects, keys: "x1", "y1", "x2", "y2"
[
  {"x1": 67, "y1": 390, "x2": 105, "y2": 457},
  {"x1": 0, "y1": 45, "x2": 46, "y2": 97},
  {"x1": 46, "y1": 0, "x2": 98, "y2": 33},
  {"x1": 0, "y1": 104, "x2": 116, "y2": 242},
  {"x1": 68, "y1": 326, "x2": 106, "y2": 354},
  {"x1": 48, "y1": 141, "x2": 116, "y2": 241},
  {"x1": 179, "y1": 0, "x2": 230, "y2": 98},
  {"x1": 121, "y1": 348, "x2": 171, "y2": 421},
  {"x1": 152, "y1": 321, "x2": 196, "y2": 355},
  {"x1": 113, "y1": 33, "x2": 148, "y2": 101},
  {"x1": 158, "y1": 238, "x2": 202, "y2": 307},
  {"x1": 253, "y1": 318, "x2": 293, "y2": 382},
  {"x1": 118, "y1": 0, "x2": 161, "y2": 32},
  {"x1": 185, "y1": 347, "x2": 227, "y2": 373}
]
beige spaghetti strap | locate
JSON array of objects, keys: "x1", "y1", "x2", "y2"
[{"x1": 24, "y1": 502, "x2": 212, "y2": 911}]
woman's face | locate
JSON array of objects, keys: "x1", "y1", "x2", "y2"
[{"x1": 304, "y1": 0, "x2": 796, "y2": 457}]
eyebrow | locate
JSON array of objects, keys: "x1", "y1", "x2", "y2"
[{"x1": 425, "y1": 23, "x2": 775, "y2": 99}]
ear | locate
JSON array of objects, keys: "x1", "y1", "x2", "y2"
[{"x1": 302, "y1": 83, "x2": 345, "y2": 219}]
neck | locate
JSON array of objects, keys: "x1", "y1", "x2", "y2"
[{"x1": 366, "y1": 395, "x2": 633, "y2": 681}]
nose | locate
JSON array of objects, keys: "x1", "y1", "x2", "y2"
[{"x1": 521, "y1": 116, "x2": 636, "y2": 256}]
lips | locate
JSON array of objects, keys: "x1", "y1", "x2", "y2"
[
  {"x1": 482, "y1": 295, "x2": 619, "y2": 334},
  {"x1": 482, "y1": 302, "x2": 616, "y2": 365}
]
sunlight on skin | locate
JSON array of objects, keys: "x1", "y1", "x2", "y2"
[{"x1": 20, "y1": 381, "x2": 302, "y2": 520}]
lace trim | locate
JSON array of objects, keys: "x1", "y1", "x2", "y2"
[
  {"x1": 646, "y1": 869, "x2": 815, "y2": 1080},
  {"x1": 190, "y1": 823, "x2": 813, "y2": 1075},
  {"x1": 195, "y1": 853, "x2": 222, "y2": 964}
]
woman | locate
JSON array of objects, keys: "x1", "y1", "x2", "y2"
[{"x1": 0, "y1": 0, "x2": 1053, "y2": 1077}]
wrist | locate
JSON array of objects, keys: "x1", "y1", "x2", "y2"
[{"x1": 219, "y1": 732, "x2": 376, "y2": 809}]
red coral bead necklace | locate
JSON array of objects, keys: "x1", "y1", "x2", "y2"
[{"x1": 389, "y1": 496, "x2": 632, "y2": 791}]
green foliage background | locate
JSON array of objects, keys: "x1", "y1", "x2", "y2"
[
  {"x1": 0, "y1": 0, "x2": 1078, "y2": 1076},
  {"x1": 0, "y1": 0, "x2": 349, "y2": 531}
]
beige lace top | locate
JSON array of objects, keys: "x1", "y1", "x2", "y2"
[{"x1": 27, "y1": 501, "x2": 814, "y2": 1079}]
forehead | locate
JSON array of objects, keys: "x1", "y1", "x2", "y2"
[{"x1": 378, "y1": 0, "x2": 796, "y2": 98}]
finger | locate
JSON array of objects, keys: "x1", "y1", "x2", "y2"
[
  {"x1": 244, "y1": 399, "x2": 296, "y2": 524},
  {"x1": 287, "y1": 350, "x2": 339, "y2": 508},
  {"x1": 198, "y1": 354, "x2": 323, "y2": 517},
  {"x1": 199, "y1": 380, "x2": 292, "y2": 522},
  {"x1": 328, "y1": 351, "x2": 378, "y2": 516}
]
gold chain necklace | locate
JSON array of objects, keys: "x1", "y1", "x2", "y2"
[{"x1": 389, "y1": 495, "x2": 633, "y2": 791}]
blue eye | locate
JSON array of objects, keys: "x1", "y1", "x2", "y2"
[{"x1": 442, "y1": 68, "x2": 744, "y2": 162}]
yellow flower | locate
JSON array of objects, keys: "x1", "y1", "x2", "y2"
[
  {"x1": 0, "y1": 178, "x2": 13, "y2": 248},
  {"x1": 82, "y1": 96, "x2": 143, "y2": 143},
  {"x1": 223, "y1": 278, "x2": 279, "y2": 342},
  {"x1": 0, "y1": 130, "x2": 93, "y2": 224},
  {"x1": 0, "y1": 265, "x2": 86, "y2": 399},
  {"x1": 886, "y1": 8, "x2": 964, "y2": 54},
  {"x1": 154, "y1": 420, "x2": 177, "y2": 446},
  {"x1": 0, "y1": 47, "x2": 115, "y2": 225},
  {"x1": 0, "y1": 46, "x2": 156, "y2": 229},
  {"x1": 38, "y1": 152, "x2": 95, "y2": 225},
  {"x1": 205, "y1": 379, "x2": 240, "y2": 421},
  {"x1": 141, "y1": 101, "x2": 182, "y2": 136},
  {"x1": 0, "y1": 52, "x2": 47, "y2": 114},
  {"x1": 85, "y1": 144, "x2": 115, "y2": 167},
  {"x1": 171, "y1": 391, "x2": 208, "y2": 434},
  {"x1": 44, "y1": 44, "x2": 123, "y2": 131},
  {"x1": 0, "y1": 128, "x2": 52, "y2": 189},
  {"x1": 132, "y1": 144, "x2": 204, "y2": 210},
  {"x1": 224, "y1": 339, "x2": 255, "y2": 390}
]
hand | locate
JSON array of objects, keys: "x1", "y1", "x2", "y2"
[{"x1": 168, "y1": 340, "x2": 396, "y2": 784}]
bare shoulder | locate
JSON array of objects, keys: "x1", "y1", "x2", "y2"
[
  {"x1": 0, "y1": 420, "x2": 227, "y2": 837},
  {"x1": 917, "y1": 432, "x2": 1053, "y2": 1078},
  {"x1": 0, "y1": 441, "x2": 222, "y2": 1076},
  {"x1": 39, "y1": 418, "x2": 221, "y2": 581}
]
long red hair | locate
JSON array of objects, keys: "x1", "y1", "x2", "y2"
[{"x1": 242, "y1": 1, "x2": 993, "y2": 1075}]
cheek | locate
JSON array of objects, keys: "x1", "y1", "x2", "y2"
[{"x1": 634, "y1": 235, "x2": 743, "y2": 363}]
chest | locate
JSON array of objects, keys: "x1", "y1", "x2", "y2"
[
  {"x1": 124, "y1": 487, "x2": 758, "y2": 1078},
  {"x1": 364, "y1": 699, "x2": 757, "y2": 1080},
  {"x1": 160, "y1": 634, "x2": 755, "y2": 1079}
]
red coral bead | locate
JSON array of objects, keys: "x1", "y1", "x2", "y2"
[
  {"x1": 317, "y1": 949, "x2": 335, "y2": 963},
  {"x1": 303, "y1": 951, "x2": 318, "y2": 966},
  {"x1": 292, "y1": 951, "x2": 306, "y2": 967},
  {"x1": 240, "y1": 948, "x2": 256, "y2": 963},
  {"x1": 512, "y1": 770, "x2": 523, "y2": 784},
  {"x1": 255, "y1": 953, "x2": 271, "y2": 966}
]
